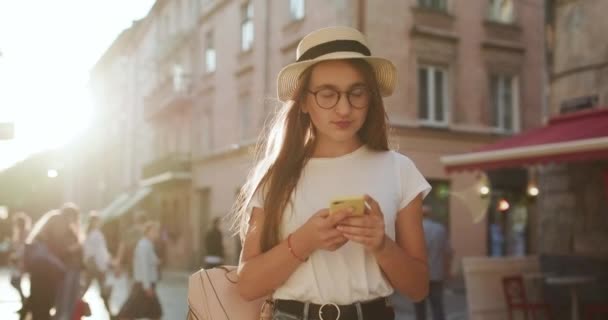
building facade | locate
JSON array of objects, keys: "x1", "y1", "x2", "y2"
[
  {"x1": 536, "y1": 0, "x2": 608, "y2": 256},
  {"x1": 86, "y1": 0, "x2": 545, "y2": 271}
]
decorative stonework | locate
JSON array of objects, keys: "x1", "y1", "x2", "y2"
[{"x1": 536, "y1": 161, "x2": 608, "y2": 258}]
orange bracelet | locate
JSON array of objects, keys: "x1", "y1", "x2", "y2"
[{"x1": 287, "y1": 233, "x2": 307, "y2": 262}]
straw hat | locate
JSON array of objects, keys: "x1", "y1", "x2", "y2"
[{"x1": 277, "y1": 26, "x2": 396, "y2": 102}]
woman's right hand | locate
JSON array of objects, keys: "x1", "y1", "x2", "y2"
[{"x1": 292, "y1": 208, "x2": 352, "y2": 257}]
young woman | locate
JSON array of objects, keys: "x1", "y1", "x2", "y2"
[
  {"x1": 83, "y1": 212, "x2": 113, "y2": 315},
  {"x1": 118, "y1": 221, "x2": 163, "y2": 320},
  {"x1": 232, "y1": 26, "x2": 432, "y2": 320}
]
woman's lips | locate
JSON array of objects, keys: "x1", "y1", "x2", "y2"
[{"x1": 332, "y1": 120, "x2": 352, "y2": 129}]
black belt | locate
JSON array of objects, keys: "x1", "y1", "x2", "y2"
[{"x1": 274, "y1": 297, "x2": 394, "y2": 320}]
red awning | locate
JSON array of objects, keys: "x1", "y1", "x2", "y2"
[{"x1": 442, "y1": 108, "x2": 608, "y2": 173}]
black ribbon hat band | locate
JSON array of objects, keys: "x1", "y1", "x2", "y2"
[{"x1": 296, "y1": 39, "x2": 371, "y2": 62}]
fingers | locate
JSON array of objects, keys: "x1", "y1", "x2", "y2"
[
  {"x1": 364, "y1": 194, "x2": 382, "y2": 217},
  {"x1": 327, "y1": 208, "x2": 352, "y2": 225},
  {"x1": 327, "y1": 237, "x2": 348, "y2": 251},
  {"x1": 322, "y1": 228, "x2": 343, "y2": 240},
  {"x1": 342, "y1": 233, "x2": 375, "y2": 246},
  {"x1": 340, "y1": 216, "x2": 371, "y2": 227},
  {"x1": 316, "y1": 208, "x2": 331, "y2": 218},
  {"x1": 322, "y1": 233, "x2": 347, "y2": 251},
  {"x1": 337, "y1": 224, "x2": 375, "y2": 237}
]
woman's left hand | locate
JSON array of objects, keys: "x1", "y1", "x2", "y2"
[{"x1": 337, "y1": 194, "x2": 387, "y2": 253}]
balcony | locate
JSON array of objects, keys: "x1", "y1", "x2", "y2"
[
  {"x1": 144, "y1": 75, "x2": 193, "y2": 120},
  {"x1": 142, "y1": 153, "x2": 191, "y2": 180}
]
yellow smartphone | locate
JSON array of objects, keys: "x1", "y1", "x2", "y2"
[{"x1": 329, "y1": 196, "x2": 366, "y2": 215}]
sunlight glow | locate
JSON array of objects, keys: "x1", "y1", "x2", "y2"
[
  {"x1": 0, "y1": 0, "x2": 154, "y2": 169},
  {"x1": 47, "y1": 169, "x2": 59, "y2": 178}
]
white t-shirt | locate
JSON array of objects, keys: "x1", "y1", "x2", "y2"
[
  {"x1": 83, "y1": 229, "x2": 111, "y2": 272},
  {"x1": 249, "y1": 145, "x2": 431, "y2": 304}
]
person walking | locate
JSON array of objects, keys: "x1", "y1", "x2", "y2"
[
  {"x1": 414, "y1": 206, "x2": 452, "y2": 320},
  {"x1": 53, "y1": 203, "x2": 84, "y2": 320},
  {"x1": 83, "y1": 211, "x2": 114, "y2": 316},
  {"x1": 204, "y1": 217, "x2": 225, "y2": 268},
  {"x1": 115, "y1": 210, "x2": 146, "y2": 277},
  {"x1": 231, "y1": 26, "x2": 432, "y2": 320},
  {"x1": 25, "y1": 203, "x2": 82, "y2": 320},
  {"x1": 117, "y1": 221, "x2": 163, "y2": 320}
]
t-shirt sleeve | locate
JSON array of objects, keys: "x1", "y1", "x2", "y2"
[{"x1": 396, "y1": 154, "x2": 432, "y2": 210}]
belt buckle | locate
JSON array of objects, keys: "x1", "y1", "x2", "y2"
[{"x1": 318, "y1": 303, "x2": 340, "y2": 320}]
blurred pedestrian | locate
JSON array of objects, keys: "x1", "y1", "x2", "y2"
[
  {"x1": 25, "y1": 210, "x2": 68, "y2": 320},
  {"x1": 53, "y1": 203, "x2": 85, "y2": 320},
  {"x1": 115, "y1": 210, "x2": 146, "y2": 277},
  {"x1": 117, "y1": 221, "x2": 163, "y2": 320},
  {"x1": 414, "y1": 205, "x2": 452, "y2": 320},
  {"x1": 9, "y1": 211, "x2": 31, "y2": 318},
  {"x1": 83, "y1": 211, "x2": 114, "y2": 316},
  {"x1": 204, "y1": 217, "x2": 224, "y2": 268}
]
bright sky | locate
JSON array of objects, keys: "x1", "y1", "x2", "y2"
[{"x1": 0, "y1": 0, "x2": 155, "y2": 169}]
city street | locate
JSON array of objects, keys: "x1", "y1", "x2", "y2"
[
  {"x1": 0, "y1": 268, "x2": 188, "y2": 320},
  {"x1": 1, "y1": 267, "x2": 467, "y2": 320}
]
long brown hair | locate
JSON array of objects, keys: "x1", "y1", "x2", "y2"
[{"x1": 232, "y1": 59, "x2": 390, "y2": 252}]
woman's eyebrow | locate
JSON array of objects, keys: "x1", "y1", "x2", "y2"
[
  {"x1": 310, "y1": 84, "x2": 337, "y2": 91},
  {"x1": 310, "y1": 82, "x2": 367, "y2": 91}
]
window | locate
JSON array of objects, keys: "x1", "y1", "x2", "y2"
[
  {"x1": 239, "y1": 95, "x2": 251, "y2": 140},
  {"x1": 488, "y1": 0, "x2": 514, "y2": 24},
  {"x1": 489, "y1": 74, "x2": 518, "y2": 132},
  {"x1": 241, "y1": 1, "x2": 254, "y2": 51},
  {"x1": 418, "y1": 65, "x2": 449, "y2": 125},
  {"x1": 289, "y1": 0, "x2": 305, "y2": 21},
  {"x1": 205, "y1": 31, "x2": 216, "y2": 73},
  {"x1": 418, "y1": 0, "x2": 447, "y2": 11}
]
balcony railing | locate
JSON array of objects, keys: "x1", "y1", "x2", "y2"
[
  {"x1": 142, "y1": 153, "x2": 191, "y2": 179},
  {"x1": 144, "y1": 76, "x2": 193, "y2": 120}
]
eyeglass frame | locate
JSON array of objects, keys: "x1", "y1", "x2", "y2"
[{"x1": 305, "y1": 85, "x2": 372, "y2": 110}]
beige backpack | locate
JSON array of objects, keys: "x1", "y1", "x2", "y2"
[{"x1": 187, "y1": 266, "x2": 272, "y2": 320}]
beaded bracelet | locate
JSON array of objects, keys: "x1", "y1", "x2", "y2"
[{"x1": 287, "y1": 233, "x2": 307, "y2": 262}]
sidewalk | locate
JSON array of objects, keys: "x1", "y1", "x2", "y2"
[{"x1": 0, "y1": 268, "x2": 189, "y2": 320}]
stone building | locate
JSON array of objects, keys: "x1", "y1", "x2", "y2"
[{"x1": 442, "y1": 0, "x2": 608, "y2": 259}]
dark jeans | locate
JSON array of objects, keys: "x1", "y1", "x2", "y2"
[
  {"x1": 414, "y1": 281, "x2": 445, "y2": 320},
  {"x1": 29, "y1": 268, "x2": 61, "y2": 320}
]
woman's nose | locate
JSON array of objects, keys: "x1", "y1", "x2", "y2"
[{"x1": 334, "y1": 93, "x2": 352, "y2": 115}]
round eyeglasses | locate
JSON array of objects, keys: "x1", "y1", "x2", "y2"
[{"x1": 306, "y1": 86, "x2": 371, "y2": 110}]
